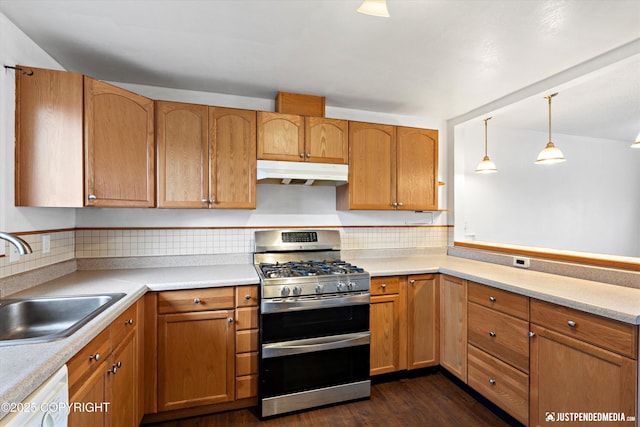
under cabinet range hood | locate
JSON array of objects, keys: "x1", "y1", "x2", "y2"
[{"x1": 256, "y1": 160, "x2": 348, "y2": 186}]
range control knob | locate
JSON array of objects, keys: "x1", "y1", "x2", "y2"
[
  {"x1": 280, "y1": 286, "x2": 291, "y2": 297},
  {"x1": 315, "y1": 284, "x2": 325, "y2": 294},
  {"x1": 347, "y1": 281, "x2": 357, "y2": 291},
  {"x1": 337, "y1": 282, "x2": 347, "y2": 292},
  {"x1": 293, "y1": 286, "x2": 303, "y2": 296}
]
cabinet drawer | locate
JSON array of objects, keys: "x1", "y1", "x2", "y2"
[
  {"x1": 111, "y1": 302, "x2": 138, "y2": 345},
  {"x1": 236, "y1": 307, "x2": 258, "y2": 331},
  {"x1": 236, "y1": 352, "x2": 258, "y2": 376},
  {"x1": 67, "y1": 328, "x2": 110, "y2": 395},
  {"x1": 371, "y1": 276, "x2": 400, "y2": 295},
  {"x1": 236, "y1": 329, "x2": 258, "y2": 353},
  {"x1": 236, "y1": 375, "x2": 258, "y2": 399},
  {"x1": 468, "y1": 282, "x2": 529, "y2": 320},
  {"x1": 530, "y1": 299, "x2": 637, "y2": 359},
  {"x1": 467, "y1": 345, "x2": 528, "y2": 426},
  {"x1": 158, "y1": 287, "x2": 235, "y2": 314},
  {"x1": 468, "y1": 303, "x2": 529, "y2": 372},
  {"x1": 236, "y1": 285, "x2": 259, "y2": 307}
]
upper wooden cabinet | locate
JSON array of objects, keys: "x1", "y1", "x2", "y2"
[
  {"x1": 156, "y1": 102, "x2": 256, "y2": 209},
  {"x1": 337, "y1": 122, "x2": 438, "y2": 210},
  {"x1": 15, "y1": 67, "x2": 155, "y2": 207},
  {"x1": 257, "y1": 112, "x2": 348, "y2": 164},
  {"x1": 84, "y1": 77, "x2": 155, "y2": 207}
]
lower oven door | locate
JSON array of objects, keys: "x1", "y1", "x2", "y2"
[{"x1": 260, "y1": 331, "x2": 371, "y2": 417}]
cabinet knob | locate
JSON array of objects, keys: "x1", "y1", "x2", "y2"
[
  {"x1": 489, "y1": 331, "x2": 496, "y2": 337},
  {"x1": 107, "y1": 365, "x2": 118, "y2": 375},
  {"x1": 410, "y1": 280, "x2": 416, "y2": 285},
  {"x1": 397, "y1": 202, "x2": 403, "y2": 207},
  {"x1": 528, "y1": 331, "x2": 536, "y2": 338},
  {"x1": 299, "y1": 153, "x2": 305, "y2": 158},
  {"x1": 210, "y1": 199, "x2": 215, "y2": 205},
  {"x1": 115, "y1": 361, "x2": 122, "y2": 369},
  {"x1": 306, "y1": 153, "x2": 311, "y2": 158},
  {"x1": 124, "y1": 318, "x2": 133, "y2": 326},
  {"x1": 567, "y1": 320, "x2": 577, "y2": 328},
  {"x1": 244, "y1": 294, "x2": 252, "y2": 301},
  {"x1": 193, "y1": 298, "x2": 201, "y2": 304},
  {"x1": 89, "y1": 353, "x2": 100, "y2": 362},
  {"x1": 381, "y1": 284, "x2": 387, "y2": 289},
  {"x1": 228, "y1": 317, "x2": 234, "y2": 324},
  {"x1": 392, "y1": 202, "x2": 398, "y2": 207},
  {"x1": 201, "y1": 198, "x2": 208, "y2": 204},
  {"x1": 489, "y1": 296, "x2": 496, "y2": 302},
  {"x1": 488, "y1": 379, "x2": 496, "y2": 385},
  {"x1": 88, "y1": 194, "x2": 97, "y2": 202}
]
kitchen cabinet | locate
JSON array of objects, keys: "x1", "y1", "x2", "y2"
[
  {"x1": 15, "y1": 66, "x2": 155, "y2": 207},
  {"x1": 68, "y1": 301, "x2": 143, "y2": 427},
  {"x1": 467, "y1": 282, "x2": 530, "y2": 425},
  {"x1": 234, "y1": 286, "x2": 259, "y2": 399},
  {"x1": 407, "y1": 274, "x2": 439, "y2": 370},
  {"x1": 370, "y1": 276, "x2": 406, "y2": 375},
  {"x1": 156, "y1": 102, "x2": 256, "y2": 208},
  {"x1": 84, "y1": 77, "x2": 155, "y2": 207},
  {"x1": 257, "y1": 112, "x2": 348, "y2": 163},
  {"x1": 156, "y1": 287, "x2": 236, "y2": 411},
  {"x1": 530, "y1": 299, "x2": 638, "y2": 426},
  {"x1": 337, "y1": 122, "x2": 438, "y2": 210},
  {"x1": 439, "y1": 274, "x2": 467, "y2": 382}
]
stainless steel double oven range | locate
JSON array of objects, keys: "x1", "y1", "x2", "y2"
[{"x1": 254, "y1": 229, "x2": 371, "y2": 418}]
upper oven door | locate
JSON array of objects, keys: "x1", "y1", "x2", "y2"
[{"x1": 260, "y1": 302, "x2": 369, "y2": 343}]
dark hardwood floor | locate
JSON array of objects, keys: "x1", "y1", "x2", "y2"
[{"x1": 146, "y1": 371, "x2": 522, "y2": 427}]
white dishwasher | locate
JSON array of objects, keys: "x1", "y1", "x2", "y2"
[{"x1": 0, "y1": 365, "x2": 69, "y2": 427}]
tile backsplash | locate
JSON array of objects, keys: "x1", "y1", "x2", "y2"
[{"x1": 0, "y1": 226, "x2": 451, "y2": 279}]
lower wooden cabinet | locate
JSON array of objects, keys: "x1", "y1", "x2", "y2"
[
  {"x1": 407, "y1": 274, "x2": 439, "y2": 369},
  {"x1": 439, "y1": 274, "x2": 467, "y2": 382}
]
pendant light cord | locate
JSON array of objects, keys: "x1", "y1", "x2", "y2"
[
  {"x1": 483, "y1": 117, "x2": 492, "y2": 156},
  {"x1": 545, "y1": 93, "x2": 558, "y2": 143}
]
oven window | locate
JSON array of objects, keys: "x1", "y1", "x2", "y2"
[
  {"x1": 260, "y1": 344, "x2": 370, "y2": 398},
  {"x1": 261, "y1": 304, "x2": 369, "y2": 343}
]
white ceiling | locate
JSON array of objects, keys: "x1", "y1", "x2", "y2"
[{"x1": 1, "y1": 0, "x2": 639, "y2": 140}]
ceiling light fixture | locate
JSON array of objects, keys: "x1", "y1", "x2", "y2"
[
  {"x1": 357, "y1": 0, "x2": 390, "y2": 17},
  {"x1": 631, "y1": 131, "x2": 640, "y2": 148},
  {"x1": 535, "y1": 92, "x2": 566, "y2": 164},
  {"x1": 475, "y1": 117, "x2": 497, "y2": 173}
]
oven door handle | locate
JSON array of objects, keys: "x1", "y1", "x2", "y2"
[
  {"x1": 262, "y1": 332, "x2": 370, "y2": 359},
  {"x1": 261, "y1": 292, "x2": 370, "y2": 314}
]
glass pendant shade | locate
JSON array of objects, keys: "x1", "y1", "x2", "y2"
[
  {"x1": 357, "y1": 0, "x2": 390, "y2": 17},
  {"x1": 475, "y1": 117, "x2": 497, "y2": 173},
  {"x1": 536, "y1": 93, "x2": 566, "y2": 164},
  {"x1": 631, "y1": 131, "x2": 640, "y2": 148}
]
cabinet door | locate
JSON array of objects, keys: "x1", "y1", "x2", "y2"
[
  {"x1": 157, "y1": 310, "x2": 235, "y2": 411},
  {"x1": 106, "y1": 330, "x2": 138, "y2": 427},
  {"x1": 15, "y1": 66, "x2": 84, "y2": 207},
  {"x1": 304, "y1": 117, "x2": 348, "y2": 164},
  {"x1": 257, "y1": 111, "x2": 304, "y2": 161},
  {"x1": 407, "y1": 275, "x2": 439, "y2": 369},
  {"x1": 530, "y1": 324, "x2": 637, "y2": 426},
  {"x1": 439, "y1": 275, "x2": 467, "y2": 382},
  {"x1": 84, "y1": 77, "x2": 155, "y2": 207},
  {"x1": 210, "y1": 107, "x2": 256, "y2": 208},
  {"x1": 396, "y1": 127, "x2": 438, "y2": 210},
  {"x1": 344, "y1": 121, "x2": 396, "y2": 210},
  {"x1": 156, "y1": 101, "x2": 209, "y2": 208},
  {"x1": 370, "y1": 293, "x2": 404, "y2": 375},
  {"x1": 68, "y1": 366, "x2": 107, "y2": 427}
]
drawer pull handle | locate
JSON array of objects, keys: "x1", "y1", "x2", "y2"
[
  {"x1": 193, "y1": 298, "x2": 201, "y2": 304},
  {"x1": 89, "y1": 353, "x2": 101, "y2": 362},
  {"x1": 489, "y1": 331, "x2": 496, "y2": 337},
  {"x1": 381, "y1": 284, "x2": 386, "y2": 289},
  {"x1": 567, "y1": 320, "x2": 577, "y2": 328},
  {"x1": 124, "y1": 318, "x2": 133, "y2": 326},
  {"x1": 489, "y1": 296, "x2": 496, "y2": 302},
  {"x1": 489, "y1": 379, "x2": 496, "y2": 385}
]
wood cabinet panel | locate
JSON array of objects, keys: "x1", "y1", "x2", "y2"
[
  {"x1": 157, "y1": 288, "x2": 235, "y2": 314},
  {"x1": 210, "y1": 107, "x2": 256, "y2": 208},
  {"x1": 257, "y1": 112, "x2": 304, "y2": 161},
  {"x1": 236, "y1": 352, "x2": 258, "y2": 377},
  {"x1": 67, "y1": 328, "x2": 110, "y2": 396},
  {"x1": 468, "y1": 281, "x2": 529, "y2": 320},
  {"x1": 304, "y1": 117, "x2": 348, "y2": 163},
  {"x1": 235, "y1": 307, "x2": 258, "y2": 331},
  {"x1": 236, "y1": 329, "x2": 258, "y2": 353},
  {"x1": 468, "y1": 302, "x2": 530, "y2": 373},
  {"x1": 395, "y1": 127, "x2": 438, "y2": 210},
  {"x1": 439, "y1": 275, "x2": 467, "y2": 382},
  {"x1": 468, "y1": 344, "x2": 529, "y2": 426},
  {"x1": 84, "y1": 77, "x2": 155, "y2": 207},
  {"x1": 69, "y1": 364, "x2": 107, "y2": 427},
  {"x1": 370, "y1": 276, "x2": 400, "y2": 296},
  {"x1": 530, "y1": 324, "x2": 637, "y2": 426},
  {"x1": 156, "y1": 101, "x2": 209, "y2": 208},
  {"x1": 15, "y1": 66, "x2": 84, "y2": 207},
  {"x1": 370, "y1": 293, "x2": 404, "y2": 375},
  {"x1": 235, "y1": 375, "x2": 258, "y2": 400},
  {"x1": 107, "y1": 330, "x2": 138, "y2": 427},
  {"x1": 407, "y1": 275, "x2": 439, "y2": 369},
  {"x1": 235, "y1": 286, "x2": 259, "y2": 307},
  {"x1": 157, "y1": 310, "x2": 235, "y2": 411}
]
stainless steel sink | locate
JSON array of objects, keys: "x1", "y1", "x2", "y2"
[{"x1": 0, "y1": 293, "x2": 126, "y2": 346}]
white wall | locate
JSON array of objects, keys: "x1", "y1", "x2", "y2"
[
  {"x1": 454, "y1": 122, "x2": 640, "y2": 257},
  {"x1": 0, "y1": 13, "x2": 76, "y2": 233}
]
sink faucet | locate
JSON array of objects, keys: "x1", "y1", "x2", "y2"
[{"x1": 0, "y1": 232, "x2": 33, "y2": 255}]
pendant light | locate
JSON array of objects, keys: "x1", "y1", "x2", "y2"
[
  {"x1": 475, "y1": 117, "x2": 497, "y2": 173},
  {"x1": 357, "y1": 0, "x2": 390, "y2": 17},
  {"x1": 631, "y1": 131, "x2": 640, "y2": 148},
  {"x1": 535, "y1": 93, "x2": 566, "y2": 164}
]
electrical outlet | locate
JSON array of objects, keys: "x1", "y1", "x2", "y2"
[
  {"x1": 513, "y1": 256, "x2": 530, "y2": 268},
  {"x1": 43, "y1": 234, "x2": 51, "y2": 253}
]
